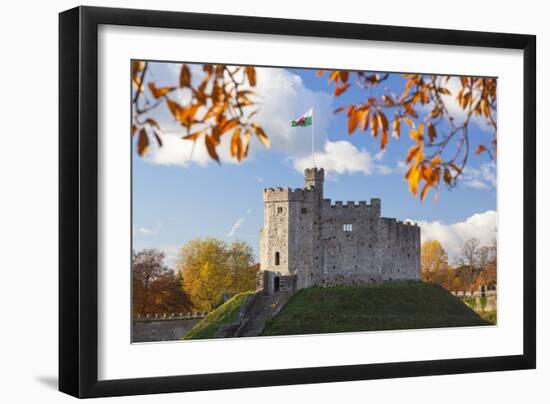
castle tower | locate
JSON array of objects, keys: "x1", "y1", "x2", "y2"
[{"x1": 304, "y1": 167, "x2": 324, "y2": 198}]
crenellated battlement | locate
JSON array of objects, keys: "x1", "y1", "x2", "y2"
[
  {"x1": 263, "y1": 185, "x2": 317, "y2": 202},
  {"x1": 320, "y1": 198, "x2": 382, "y2": 215},
  {"x1": 259, "y1": 167, "x2": 421, "y2": 292}
]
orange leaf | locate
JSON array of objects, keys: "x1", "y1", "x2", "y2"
[
  {"x1": 407, "y1": 165, "x2": 421, "y2": 196},
  {"x1": 443, "y1": 168, "x2": 452, "y2": 184},
  {"x1": 148, "y1": 82, "x2": 174, "y2": 98},
  {"x1": 427, "y1": 122, "x2": 437, "y2": 142},
  {"x1": 179, "y1": 64, "x2": 191, "y2": 87},
  {"x1": 475, "y1": 144, "x2": 487, "y2": 155},
  {"x1": 230, "y1": 128, "x2": 243, "y2": 160},
  {"x1": 166, "y1": 99, "x2": 184, "y2": 119},
  {"x1": 348, "y1": 109, "x2": 360, "y2": 134},
  {"x1": 339, "y1": 71, "x2": 349, "y2": 83},
  {"x1": 392, "y1": 116, "x2": 401, "y2": 139},
  {"x1": 220, "y1": 118, "x2": 238, "y2": 135},
  {"x1": 378, "y1": 112, "x2": 388, "y2": 133},
  {"x1": 380, "y1": 129, "x2": 388, "y2": 150},
  {"x1": 137, "y1": 128, "x2": 149, "y2": 156},
  {"x1": 252, "y1": 124, "x2": 270, "y2": 148},
  {"x1": 334, "y1": 82, "x2": 351, "y2": 96},
  {"x1": 205, "y1": 135, "x2": 220, "y2": 163},
  {"x1": 242, "y1": 130, "x2": 252, "y2": 158},
  {"x1": 420, "y1": 183, "x2": 431, "y2": 201},
  {"x1": 406, "y1": 146, "x2": 420, "y2": 164},
  {"x1": 370, "y1": 112, "x2": 379, "y2": 137},
  {"x1": 430, "y1": 155, "x2": 443, "y2": 167},
  {"x1": 182, "y1": 131, "x2": 202, "y2": 141},
  {"x1": 246, "y1": 66, "x2": 257, "y2": 86},
  {"x1": 360, "y1": 109, "x2": 370, "y2": 131}
]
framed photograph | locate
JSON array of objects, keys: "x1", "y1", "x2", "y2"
[{"x1": 59, "y1": 6, "x2": 536, "y2": 398}]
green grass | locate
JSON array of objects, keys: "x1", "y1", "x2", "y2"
[
  {"x1": 262, "y1": 281, "x2": 491, "y2": 336},
  {"x1": 478, "y1": 310, "x2": 497, "y2": 325},
  {"x1": 183, "y1": 291, "x2": 254, "y2": 340}
]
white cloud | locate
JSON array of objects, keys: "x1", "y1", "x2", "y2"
[
  {"x1": 146, "y1": 130, "x2": 238, "y2": 167},
  {"x1": 292, "y1": 140, "x2": 391, "y2": 177},
  {"x1": 461, "y1": 162, "x2": 496, "y2": 190},
  {"x1": 142, "y1": 65, "x2": 334, "y2": 168},
  {"x1": 409, "y1": 210, "x2": 497, "y2": 258},
  {"x1": 135, "y1": 220, "x2": 162, "y2": 236},
  {"x1": 227, "y1": 209, "x2": 252, "y2": 237},
  {"x1": 425, "y1": 76, "x2": 495, "y2": 132}
]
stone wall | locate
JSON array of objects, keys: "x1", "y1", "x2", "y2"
[
  {"x1": 132, "y1": 318, "x2": 202, "y2": 342},
  {"x1": 259, "y1": 167, "x2": 420, "y2": 292}
]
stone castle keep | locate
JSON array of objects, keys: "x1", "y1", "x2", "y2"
[{"x1": 258, "y1": 168, "x2": 421, "y2": 295}]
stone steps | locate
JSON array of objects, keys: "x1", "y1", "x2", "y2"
[{"x1": 235, "y1": 292, "x2": 291, "y2": 337}]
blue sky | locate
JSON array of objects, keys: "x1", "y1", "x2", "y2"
[{"x1": 133, "y1": 63, "x2": 497, "y2": 266}]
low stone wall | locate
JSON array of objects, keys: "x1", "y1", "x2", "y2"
[{"x1": 132, "y1": 318, "x2": 203, "y2": 342}]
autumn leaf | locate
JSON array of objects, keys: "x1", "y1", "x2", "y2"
[
  {"x1": 246, "y1": 66, "x2": 256, "y2": 86},
  {"x1": 230, "y1": 128, "x2": 243, "y2": 161},
  {"x1": 183, "y1": 131, "x2": 202, "y2": 141},
  {"x1": 443, "y1": 168, "x2": 453, "y2": 184},
  {"x1": 137, "y1": 128, "x2": 149, "y2": 156},
  {"x1": 430, "y1": 155, "x2": 443, "y2": 167},
  {"x1": 334, "y1": 82, "x2": 351, "y2": 96},
  {"x1": 179, "y1": 64, "x2": 191, "y2": 87},
  {"x1": 475, "y1": 144, "x2": 487, "y2": 155},
  {"x1": 420, "y1": 183, "x2": 431, "y2": 201},
  {"x1": 370, "y1": 111, "x2": 379, "y2": 137},
  {"x1": 339, "y1": 71, "x2": 349, "y2": 83},
  {"x1": 392, "y1": 116, "x2": 401, "y2": 139},
  {"x1": 380, "y1": 128, "x2": 388, "y2": 150},
  {"x1": 205, "y1": 135, "x2": 220, "y2": 163},
  {"x1": 427, "y1": 122, "x2": 437, "y2": 142},
  {"x1": 406, "y1": 164, "x2": 421, "y2": 196},
  {"x1": 406, "y1": 146, "x2": 421, "y2": 164},
  {"x1": 348, "y1": 107, "x2": 360, "y2": 134},
  {"x1": 148, "y1": 82, "x2": 175, "y2": 99},
  {"x1": 252, "y1": 124, "x2": 270, "y2": 148},
  {"x1": 166, "y1": 99, "x2": 184, "y2": 120},
  {"x1": 242, "y1": 130, "x2": 252, "y2": 158}
]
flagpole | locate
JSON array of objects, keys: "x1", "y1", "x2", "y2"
[{"x1": 312, "y1": 108, "x2": 315, "y2": 168}]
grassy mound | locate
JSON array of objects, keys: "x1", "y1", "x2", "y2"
[
  {"x1": 262, "y1": 281, "x2": 490, "y2": 336},
  {"x1": 183, "y1": 291, "x2": 254, "y2": 340}
]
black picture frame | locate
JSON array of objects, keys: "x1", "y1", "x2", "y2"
[{"x1": 59, "y1": 5, "x2": 536, "y2": 398}]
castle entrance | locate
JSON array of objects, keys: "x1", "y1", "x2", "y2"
[{"x1": 274, "y1": 277, "x2": 280, "y2": 293}]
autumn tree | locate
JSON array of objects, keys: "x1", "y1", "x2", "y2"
[
  {"x1": 132, "y1": 248, "x2": 191, "y2": 315},
  {"x1": 132, "y1": 62, "x2": 496, "y2": 201},
  {"x1": 474, "y1": 239, "x2": 497, "y2": 288},
  {"x1": 132, "y1": 62, "x2": 269, "y2": 162},
  {"x1": 176, "y1": 238, "x2": 257, "y2": 311},
  {"x1": 457, "y1": 238, "x2": 482, "y2": 287},
  {"x1": 420, "y1": 239, "x2": 449, "y2": 284}
]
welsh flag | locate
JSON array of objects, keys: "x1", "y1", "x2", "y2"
[{"x1": 291, "y1": 108, "x2": 313, "y2": 127}]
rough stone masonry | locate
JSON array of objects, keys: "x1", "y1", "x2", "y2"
[{"x1": 258, "y1": 167, "x2": 421, "y2": 295}]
